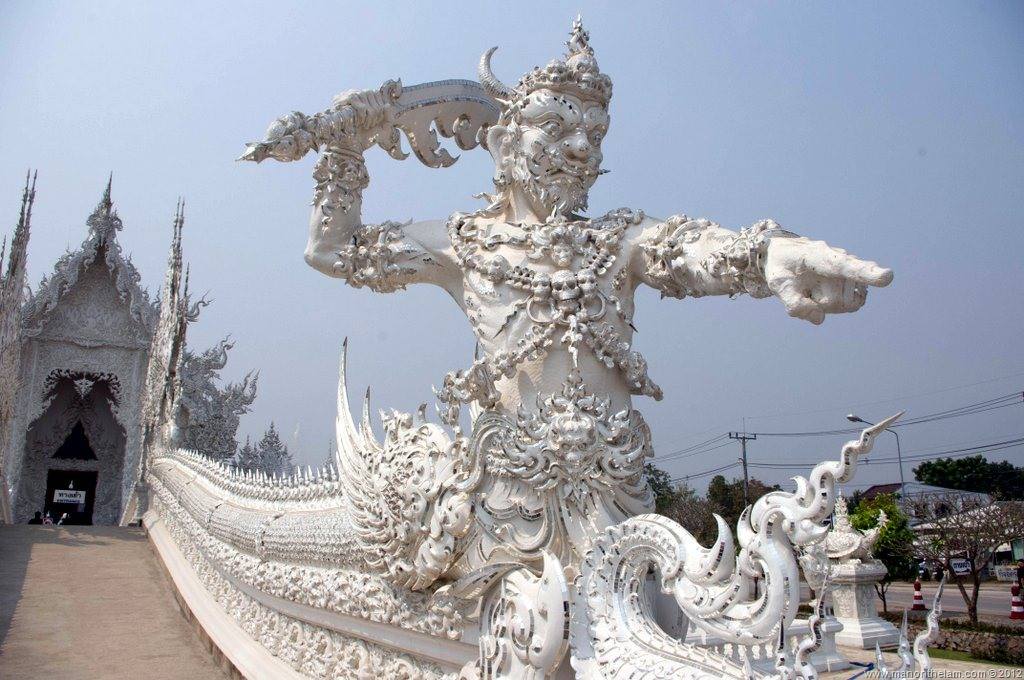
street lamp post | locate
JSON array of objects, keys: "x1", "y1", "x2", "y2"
[{"x1": 848, "y1": 413, "x2": 905, "y2": 506}]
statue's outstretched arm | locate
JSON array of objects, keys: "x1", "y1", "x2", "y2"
[
  {"x1": 240, "y1": 81, "x2": 457, "y2": 293},
  {"x1": 636, "y1": 215, "x2": 893, "y2": 323}
]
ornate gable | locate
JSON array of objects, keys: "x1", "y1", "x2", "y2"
[{"x1": 20, "y1": 179, "x2": 157, "y2": 349}]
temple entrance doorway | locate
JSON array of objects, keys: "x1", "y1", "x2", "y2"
[
  {"x1": 13, "y1": 374, "x2": 127, "y2": 525},
  {"x1": 43, "y1": 469, "x2": 98, "y2": 525}
]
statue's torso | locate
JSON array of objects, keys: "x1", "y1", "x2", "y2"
[
  {"x1": 443, "y1": 208, "x2": 662, "y2": 415},
  {"x1": 415, "y1": 209, "x2": 663, "y2": 567}
]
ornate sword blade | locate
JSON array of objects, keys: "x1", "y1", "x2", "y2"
[
  {"x1": 239, "y1": 79, "x2": 501, "y2": 168},
  {"x1": 390, "y1": 79, "x2": 501, "y2": 168}
]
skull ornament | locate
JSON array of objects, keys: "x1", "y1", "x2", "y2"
[
  {"x1": 482, "y1": 255, "x2": 510, "y2": 283},
  {"x1": 551, "y1": 270, "x2": 580, "y2": 301},
  {"x1": 577, "y1": 269, "x2": 597, "y2": 298},
  {"x1": 531, "y1": 273, "x2": 552, "y2": 299}
]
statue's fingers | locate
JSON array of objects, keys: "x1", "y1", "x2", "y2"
[
  {"x1": 812, "y1": 280, "x2": 851, "y2": 313},
  {"x1": 855, "y1": 284, "x2": 868, "y2": 304},
  {"x1": 811, "y1": 280, "x2": 836, "y2": 306},
  {"x1": 820, "y1": 280, "x2": 866, "y2": 313},
  {"x1": 843, "y1": 258, "x2": 893, "y2": 287},
  {"x1": 836, "y1": 279, "x2": 866, "y2": 313},
  {"x1": 775, "y1": 279, "x2": 825, "y2": 325},
  {"x1": 806, "y1": 246, "x2": 893, "y2": 287}
]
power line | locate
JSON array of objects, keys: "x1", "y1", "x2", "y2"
[
  {"x1": 745, "y1": 436, "x2": 1024, "y2": 470},
  {"x1": 656, "y1": 389, "x2": 1023, "y2": 465},
  {"x1": 657, "y1": 421, "x2": 735, "y2": 447},
  {"x1": 657, "y1": 436, "x2": 731, "y2": 462},
  {"x1": 899, "y1": 431, "x2": 1024, "y2": 456},
  {"x1": 742, "y1": 370, "x2": 1024, "y2": 421},
  {"x1": 656, "y1": 390, "x2": 1024, "y2": 483},
  {"x1": 655, "y1": 436, "x2": 729, "y2": 462},
  {"x1": 749, "y1": 392, "x2": 1022, "y2": 438},
  {"x1": 671, "y1": 461, "x2": 740, "y2": 483}
]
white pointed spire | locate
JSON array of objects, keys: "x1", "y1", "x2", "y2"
[
  {"x1": 86, "y1": 173, "x2": 122, "y2": 243},
  {"x1": 0, "y1": 171, "x2": 36, "y2": 523},
  {"x1": 6, "y1": 170, "x2": 34, "y2": 282}
]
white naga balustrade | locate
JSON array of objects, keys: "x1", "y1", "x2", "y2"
[{"x1": 140, "y1": 17, "x2": 940, "y2": 680}]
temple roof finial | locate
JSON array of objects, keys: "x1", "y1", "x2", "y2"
[
  {"x1": 183, "y1": 262, "x2": 191, "y2": 300},
  {"x1": 5, "y1": 169, "x2": 35, "y2": 282},
  {"x1": 173, "y1": 198, "x2": 185, "y2": 261},
  {"x1": 87, "y1": 173, "x2": 122, "y2": 242},
  {"x1": 102, "y1": 172, "x2": 113, "y2": 211}
]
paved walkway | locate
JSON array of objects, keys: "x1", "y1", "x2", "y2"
[{"x1": 0, "y1": 525, "x2": 224, "y2": 680}]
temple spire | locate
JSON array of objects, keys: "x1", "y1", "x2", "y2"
[
  {"x1": 166, "y1": 198, "x2": 185, "y2": 298},
  {"x1": 182, "y1": 262, "x2": 191, "y2": 302},
  {"x1": 101, "y1": 172, "x2": 113, "y2": 213},
  {"x1": 5, "y1": 170, "x2": 35, "y2": 283},
  {"x1": 0, "y1": 172, "x2": 36, "y2": 521},
  {"x1": 132, "y1": 197, "x2": 194, "y2": 522},
  {"x1": 87, "y1": 172, "x2": 121, "y2": 243}
]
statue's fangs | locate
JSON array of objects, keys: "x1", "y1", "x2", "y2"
[{"x1": 145, "y1": 16, "x2": 930, "y2": 680}]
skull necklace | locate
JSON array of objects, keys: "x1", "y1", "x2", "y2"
[{"x1": 438, "y1": 209, "x2": 660, "y2": 429}]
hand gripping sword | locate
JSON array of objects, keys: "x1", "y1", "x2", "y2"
[{"x1": 239, "y1": 79, "x2": 500, "y2": 169}]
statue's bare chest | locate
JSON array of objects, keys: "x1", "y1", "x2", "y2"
[
  {"x1": 448, "y1": 210, "x2": 641, "y2": 342},
  {"x1": 436, "y1": 208, "x2": 662, "y2": 425}
]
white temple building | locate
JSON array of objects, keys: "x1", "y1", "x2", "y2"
[
  {"x1": 0, "y1": 175, "x2": 258, "y2": 528},
  {"x1": 1, "y1": 178, "x2": 168, "y2": 525}
]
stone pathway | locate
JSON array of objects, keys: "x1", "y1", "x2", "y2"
[{"x1": 0, "y1": 525, "x2": 224, "y2": 680}]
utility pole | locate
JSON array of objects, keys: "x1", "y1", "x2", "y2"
[{"x1": 729, "y1": 431, "x2": 757, "y2": 507}]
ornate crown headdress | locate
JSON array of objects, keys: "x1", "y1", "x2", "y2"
[{"x1": 478, "y1": 16, "x2": 612, "y2": 110}]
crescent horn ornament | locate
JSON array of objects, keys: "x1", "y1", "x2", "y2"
[{"x1": 478, "y1": 46, "x2": 516, "y2": 102}]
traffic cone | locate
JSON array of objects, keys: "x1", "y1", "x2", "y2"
[
  {"x1": 911, "y1": 579, "x2": 927, "y2": 611},
  {"x1": 1011, "y1": 584, "x2": 1024, "y2": 620}
]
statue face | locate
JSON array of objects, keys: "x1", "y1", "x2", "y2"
[{"x1": 497, "y1": 89, "x2": 609, "y2": 217}]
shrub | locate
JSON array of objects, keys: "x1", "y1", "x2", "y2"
[
  {"x1": 879, "y1": 610, "x2": 1023, "y2": 637},
  {"x1": 969, "y1": 635, "x2": 1024, "y2": 665}
]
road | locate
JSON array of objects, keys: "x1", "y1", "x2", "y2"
[{"x1": 880, "y1": 580, "x2": 1016, "y2": 619}]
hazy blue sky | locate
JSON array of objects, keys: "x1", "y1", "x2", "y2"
[{"x1": 2, "y1": 2, "x2": 1022, "y2": 490}]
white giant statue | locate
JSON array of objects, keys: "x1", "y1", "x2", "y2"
[
  {"x1": 242, "y1": 15, "x2": 891, "y2": 574},
  {"x1": 142, "y1": 18, "x2": 928, "y2": 679}
]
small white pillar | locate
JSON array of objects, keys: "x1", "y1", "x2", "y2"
[{"x1": 830, "y1": 561, "x2": 899, "y2": 649}]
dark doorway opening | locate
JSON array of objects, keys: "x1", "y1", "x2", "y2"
[
  {"x1": 53, "y1": 421, "x2": 98, "y2": 460},
  {"x1": 44, "y1": 469, "x2": 98, "y2": 525}
]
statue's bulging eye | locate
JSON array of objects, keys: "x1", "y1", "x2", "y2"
[{"x1": 542, "y1": 121, "x2": 562, "y2": 137}]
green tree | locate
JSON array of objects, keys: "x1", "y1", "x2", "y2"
[
  {"x1": 644, "y1": 469, "x2": 786, "y2": 547},
  {"x1": 706, "y1": 475, "x2": 781, "y2": 533},
  {"x1": 235, "y1": 423, "x2": 295, "y2": 477},
  {"x1": 644, "y1": 463, "x2": 678, "y2": 513},
  {"x1": 846, "y1": 489, "x2": 867, "y2": 515},
  {"x1": 911, "y1": 495, "x2": 1024, "y2": 624},
  {"x1": 661, "y1": 482, "x2": 718, "y2": 546},
  {"x1": 254, "y1": 422, "x2": 294, "y2": 477},
  {"x1": 849, "y1": 493, "x2": 916, "y2": 613},
  {"x1": 914, "y1": 455, "x2": 1024, "y2": 500}
]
